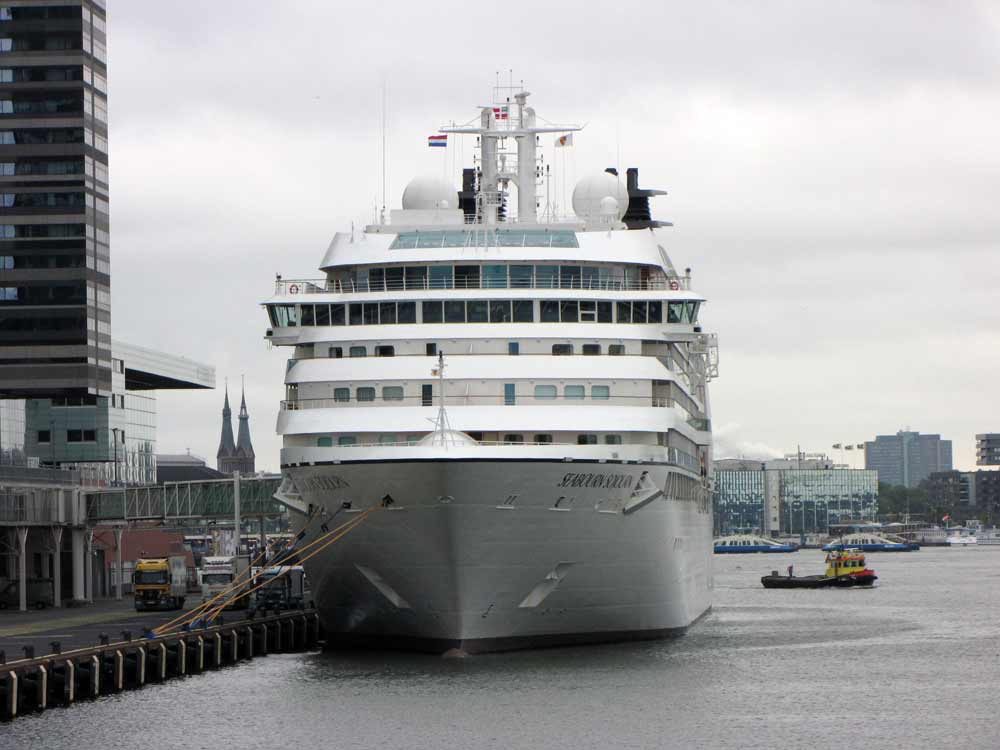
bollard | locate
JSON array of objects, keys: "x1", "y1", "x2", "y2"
[
  {"x1": 99, "y1": 634, "x2": 109, "y2": 646},
  {"x1": 22, "y1": 645, "x2": 34, "y2": 661}
]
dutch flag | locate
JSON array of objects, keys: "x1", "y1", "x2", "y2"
[{"x1": 428, "y1": 134, "x2": 447, "y2": 148}]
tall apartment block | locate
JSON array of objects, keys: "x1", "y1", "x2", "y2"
[
  {"x1": 864, "y1": 430, "x2": 952, "y2": 488},
  {"x1": 0, "y1": 1, "x2": 110, "y2": 398},
  {"x1": 976, "y1": 434, "x2": 1000, "y2": 466}
]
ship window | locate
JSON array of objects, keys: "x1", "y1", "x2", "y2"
[
  {"x1": 300, "y1": 305, "x2": 315, "y2": 326},
  {"x1": 444, "y1": 300, "x2": 465, "y2": 323},
  {"x1": 503, "y1": 434, "x2": 524, "y2": 444},
  {"x1": 429, "y1": 265, "x2": 452, "y2": 289},
  {"x1": 379, "y1": 302, "x2": 396, "y2": 325},
  {"x1": 317, "y1": 437, "x2": 333, "y2": 447},
  {"x1": 617, "y1": 301, "x2": 631, "y2": 323},
  {"x1": 467, "y1": 300, "x2": 488, "y2": 323},
  {"x1": 328, "y1": 346, "x2": 343, "y2": 358},
  {"x1": 536, "y1": 265, "x2": 558, "y2": 288},
  {"x1": 580, "y1": 300, "x2": 596, "y2": 322},
  {"x1": 267, "y1": 305, "x2": 279, "y2": 326},
  {"x1": 273, "y1": 304, "x2": 298, "y2": 327},
  {"x1": 597, "y1": 301, "x2": 613, "y2": 323},
  {"x1": 489, "y1": 300, "x2": 512, "y2": 322},
  {"x1": 349, "y1": 346, "x2": 367, "y2": 357},
  {"x1": 564, "y1": 385, "x2": 585, "y2": 399},
  {"x1": 382, "y1": 386, "x2": 404, "y2": 401},
  {"x1": 405, "y1": 266, "x2": 427, "y2": 289},
  {"x1": 686, "y1": 302, "x2": 697, "y2": 323},
  {"x1": 689, "y1": 302, "x2": 700, "y2": 323},
  {"x1": 510, "y1": 265, "x2": 533, "y2": 288},
  {"x1": 631, "y1": 302, "x2": 647, "y2": 324},
  {"x1": 508, "y1": 342, "x2": 519, "y2": 355},
  {"x1": 559, "y1": 266, "x2": 581, "y2": 289},
  {"x1": 385, "y1": 267, "x2": 404, "y2": 289},
  {"x1": 592, "y1": 385, "x2": 610, "y2": 400},
  {"x1": 331, "y1": 304, "x2": 345, "y2": 325},
  {"x1": 534, "y1": 385, "x2": 557, "y2": 400},
  {"x1": 315, "y1": 305, "x2": 330, "y2": 326},
  {"x1": 399, "y1": 301, "x2": 416, "y2": 324},
  {"x1": 668, "y1": 302, "x2": 684, "y2": 324},
  {"x1": 363, "y1": 303, "x2": 379, "y2": 324},
  {"x1": 608, "y1": 345, "x2": 625, "y2": 356},
  {"x1": 648, "y1": 301, "x2": 662, "y2": 323},
  {"x1": 484, "y1": 265, "x2": 507, "y2": 288},
  {"x1": 455, "y1": 265, "x2": 480, "y2": 288},
  {"x1": 422, "y1": 300, "x2": 443, "y2": 323},
  {"x1": 368, "y1": 268, "x2": 385, "y2": 291},
  {"x1": 375, "y1": 345, "x2": 395, "y2": 357},
  {"x1": 349, "y1": 303, "x2": 363, "y2": 325},
  {"x1": 582, "y1": 344, "x2": 601, "y2": 356},
  {"x1": 512, "y1": 300, "x2": 534, "y2": 322},
  {"x1": 577, "y1": 434, "x2": 598, "y2": 445},
  {"x1": 426, "y1": 343, "x2": 437, "y2": 356},
  {"x1": 552, "y1": 344, "x2": 573, "y2": 355},
  {"x1": 421, "y1": 384, "x2": 433, "y2": 406},
  {"x1": 560, "y1": 300, "x2": 578, "y2": 322},
  {"x1": 582, "y1": 267, "x2": 601, "y2": 289},
  {"x1": 534, "y1": 434, "x2": 553, "y2": 444},
  {"x1": 333, "y1": 388, "x2": 350, "y2": 402},
  {"x1": 338, "y1": 436, "x2": 357, "y2": 446},
  {"x1": 379, "y1": 434, "x2": 397, "y2": 444},
  {"x1": 604, "y1": 434, "x2": 622, "y2": 444},
  {"x1": 540, "y1": 300, "x2": 560, "y2": 322},
  {"x1": 356, "y1": 387, "x2": 375, "y2": 401},
  {"x1": 504, "y1": 383, "x2": 515, "y2": 405}
]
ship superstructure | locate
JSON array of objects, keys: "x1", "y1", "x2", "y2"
[{"x1": 263, "y1": 87, "x2": 719, "y2": 652}]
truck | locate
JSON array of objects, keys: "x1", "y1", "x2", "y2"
[
  {"x1": 252, "y1": 565, "x2": 310, "y2": 611},
  {"x1": 199, "y1": 554, "x2": 251, "y2": 610},
  {"x1": 133, "y1": 556, "x2": 187, "y2": 611}
]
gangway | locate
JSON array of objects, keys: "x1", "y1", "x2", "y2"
[{"x1": 85, "y1": 476, "x2": 284, "y2": 524}]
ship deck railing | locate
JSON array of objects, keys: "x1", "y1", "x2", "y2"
[
  {"x1": 291, "y1": 439, "x2": 702, "y2": 472},
  {"x1": 279, "y1": 394, "x2": 693, "y2": 411},
  {"x1": 273, "y1": 277, "x2": 691, "y2": 296}
]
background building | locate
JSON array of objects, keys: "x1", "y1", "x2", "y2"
[
  {"x1": 976, "y1": 434, "x2": 1000, "y2": 466},
  {"x1": 4, "y1": 340, "x2": 212, "y2": 484},
  {"x1": 217, "y1": 383, "x2": 255, "y2": 475},
  {"x1": 864, "y1": 430, "x2": 952, "y2": 488},
  {"x1": 714, "y1": 453, "x2": 878, "y2": 536},
  {"x1": 155, "y1": 452, "x2": 225, "y2": 483},
  {"x1": 0, "y1": 1, "x2": 112, "y2": 398}
]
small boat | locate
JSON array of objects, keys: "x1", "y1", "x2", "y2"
[
  {"x1": 822, "y1": 532, "x2": 919, "y2": 552},
  {"x1": 944, "y1": 530, "x2": 978, "y2": 546},
  {"x1": 714, "y1": 534, "x2": 798, "y2": 553},
  {"x1": 761, "y1": 549, "x2": 878, "y2": 589}
]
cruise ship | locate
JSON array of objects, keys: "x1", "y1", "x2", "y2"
[{"x1": 264, "y1": 88, "x2": 719, "y2": 653}]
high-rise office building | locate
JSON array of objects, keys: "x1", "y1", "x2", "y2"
[
  {"x1": 864, "y1": 430, "x2": 952, "y2": 488},
  {"x1": 0, "y1": 1, "x2": 111, "y2": 398},
  {"x1": 976, "y1": 434, "x2": 1000, "y2": 466}
]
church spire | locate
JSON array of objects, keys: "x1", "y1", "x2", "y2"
[
  {"x1": 236, "y1": 375, "x2": 255, "y2": 465},
  {"x1": 216, "y1": 379, "x2": 237, "y2": 466}
]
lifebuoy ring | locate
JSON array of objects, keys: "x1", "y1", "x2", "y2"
[
  {"x1": 288, "y1": 284, "x2": 300, "y2": 294},
  {"x1": 668, "y1": 280, "x2": 680, "y2": 290}
]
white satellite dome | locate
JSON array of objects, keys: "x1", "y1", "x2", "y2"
[
  {"x1": 401, "y1": 176, "x2": 457, "y2": 210},
  {"x1": 572, "y1": 172, "x2": 629, "y2": 221}
]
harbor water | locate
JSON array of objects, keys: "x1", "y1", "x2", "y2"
[{"x1": 5, "y1": 547, "x2": 998, "y2": 749}]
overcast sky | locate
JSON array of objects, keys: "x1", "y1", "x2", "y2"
[{"x1": 104, "y1": 1, "x2": 1000, "y2": 472}]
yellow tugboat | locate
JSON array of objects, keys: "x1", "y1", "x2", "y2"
[{"x1": 761, "y1": 548, "x2": 878, "y2": 589}]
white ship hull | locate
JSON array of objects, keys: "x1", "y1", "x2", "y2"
[{"x1": 285, "y1": 459, "x2": 713, "y2": 653}]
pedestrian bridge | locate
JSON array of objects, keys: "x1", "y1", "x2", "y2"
[{"x1": 85, "y1": 475, "x2": 285, "y2": 523}]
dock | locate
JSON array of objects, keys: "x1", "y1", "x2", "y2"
[{"x1": 0, "y1": 601, "x2": 320, "y2": 721}]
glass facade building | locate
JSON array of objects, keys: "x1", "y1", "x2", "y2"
[
  {"x1": 0, "y1": 396, "x2": 24, "y2": 464},
  {"x1": 864, "y1": 431, "x2": 952, "y2": 488},
  {"x1": 0, "y1": 1, "x2": 112, "y2": 399},
  {"x1": 715, "y1": 468, "x2": 879, "y2": 535}
]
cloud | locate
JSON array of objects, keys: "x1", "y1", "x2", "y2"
[{"x1": 103, "y1": 1, "x2": 1000, "y2": 471}]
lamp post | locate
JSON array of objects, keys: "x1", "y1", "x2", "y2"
[{"x1": 111, "y1": 427, "x2": 120, "y2": 486}]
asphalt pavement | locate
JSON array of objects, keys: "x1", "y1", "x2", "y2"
[{"x1": 0, "y1": 596, "x2": 209, "y2": 658}]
